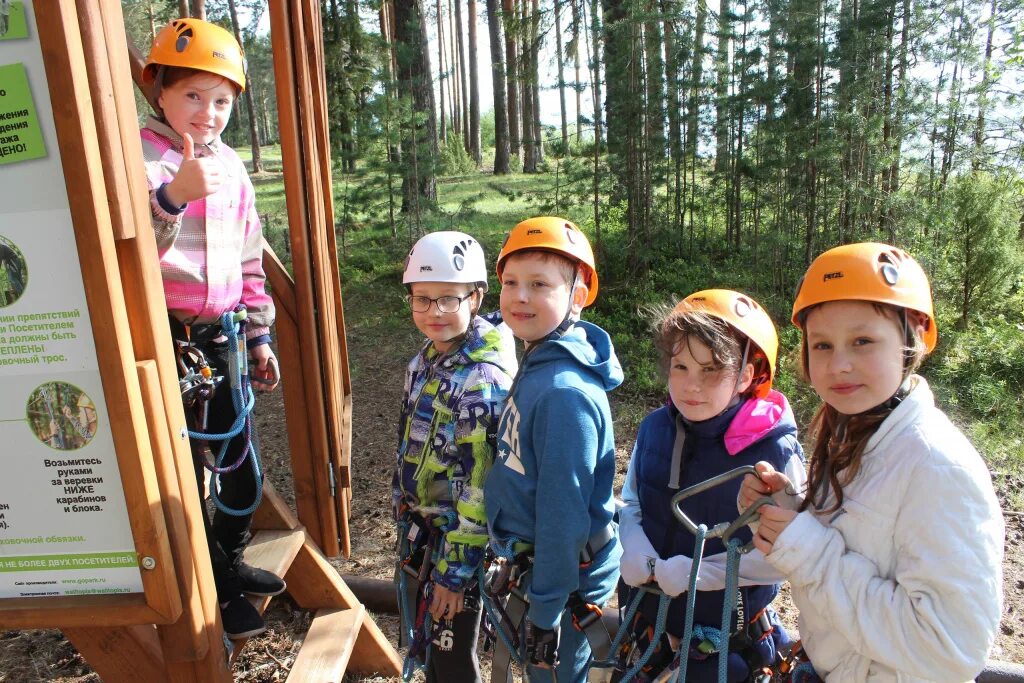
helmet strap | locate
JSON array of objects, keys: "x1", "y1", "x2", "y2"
[{"x1": 555, "y1": 268, "x2": 580, "y2": 337}]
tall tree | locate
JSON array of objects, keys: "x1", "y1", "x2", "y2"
[
  {"x1": 486, "y1": 0, "x2": 512, "y2": 171},
  {"x1": 555, "y1": 1, "x2": 569, "y2": 147},
  {"x1": 437, "y1": 0, "x2": 448, "y2": 142},
  {"x1": 226, "y1": 0, "x2": 262, "y2": 173},
  {"x1": 394, "y1": 0, "x2": 439, "y2": 213},
  {"x1": 468, "y1": 0, "x2": 482, "y2": 164},
  {"x1": 714, "y1": 0, "x2": 731, "y2": 173},
  {"x1": 453, "y1": 0, "x2": 469, "y2": 145},
  {"x1": 503, "y1": 0, "x2": 522, "y2": 157}
]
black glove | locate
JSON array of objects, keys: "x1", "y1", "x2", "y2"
[{"x1": 527, "y1": 622, "x2": 560, "y2": 669}]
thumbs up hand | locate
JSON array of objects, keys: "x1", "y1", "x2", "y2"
[{"x1": 163, "y1": 133, "x2": 224, "y2": 207}]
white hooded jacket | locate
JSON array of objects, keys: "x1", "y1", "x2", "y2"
[{"x1": 767, "y1": 377, "x2": 1004, "y2": 683}]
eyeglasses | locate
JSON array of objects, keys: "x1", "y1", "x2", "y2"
[{"x1": 406, "y1": 292, "x2": 475, "y2": 313}]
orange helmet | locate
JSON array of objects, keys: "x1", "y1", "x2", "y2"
[
  {"x1": 675, "y1": 290, "x2": 779, "y2": 398},
  {"x1": 496, "y1": 217, "x2": 599, "y2": 306},
  {"x1": 792, "y1": 242, "x2": 937, "y2": 352},
  {"x1": 144, "y1": 18, "x2": 246, "y2": 92}
]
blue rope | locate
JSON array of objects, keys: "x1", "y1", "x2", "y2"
[
  {"x1": 673, "y1": 524, "x2": 708, "y2": 683},
  {"x1": 189, "y1": 309, "x2": 263, "y2": 517},
  {"x1": 717, "y1": 538, "x2": 742, "y2": 683},
  {"x1": 589, "y1": 582, "x2": 649, "y2": 678},
  {"x1": 397, "y1": 520, "x2": 434, "y2": 681},
  {"x1": 619, "y1": 590, "x2": 672, "y2": 682}
]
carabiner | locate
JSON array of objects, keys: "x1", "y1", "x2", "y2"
[{"x1": 670, "y1": 465, "x2": 775, "y2": 554}]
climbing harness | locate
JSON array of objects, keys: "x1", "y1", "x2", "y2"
[
  {"x1": 479, "y1": 525, "x2": 616, "y2": 683},
  {"x1": 592, "y1": 465, "x2": 785, "y2": 683},
  {"x1": 175, "y1": 307, "x2": 262, "y2": 517},
  {"x1": 395, "y1": 510, "x2": 461, "y2": 681}
]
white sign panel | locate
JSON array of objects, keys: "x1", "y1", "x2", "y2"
[{"x1": 0, "y1": 0, "x2": 143, "y2": 597}]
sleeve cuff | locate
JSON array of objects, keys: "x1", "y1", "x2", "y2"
[
  {"x1": 246, "y1": 325, "x2": 272, "y2": 341},
  {"x1": 246, "y1": 333, "x2": 272, "y2": 350},
  {"x1": 155, "y1": 183, "x2": 187, "y2": 215}
]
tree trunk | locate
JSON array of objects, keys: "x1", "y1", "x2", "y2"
[
  {"x1": 437, "y1": 0, "x2": 448, "y2": 143},
  {"x1": 227, "y1": 0, "x2": 262, "y2": 173},
  {"x1": 662, "y1": 0, "x2": 683, "y2": 235},
  {"x1": 454, "y1": 0, "x2": 469, "y2": 143},
  {"x1": 193, "y1": 0, "x2": 206, "y2": 20},
  {"x1": 178, "y1": 0, "x2": 190, "y2": 17},
  {"x1": 572, "y1": 0, "x2": 583, "y2": 143},
  {"x1": 555, "y1": 1, "x2": 569, "y2": 148},
  {"x1": 521, "y1": 0, "x2": 536, "y2": 171},
  {"x1": 468, "y1": 0, "x2": 482, "y2": 165},
  {"x1": 714, "y1": 0, "x2": 731, "y2": 174},
  {"x1": 486, "y1": 0, "x2": 512, "y2": 172},
  {"x1": 503, "y1": 0, "x2": 522, "y2": 158},
  {"x1": 394, "y1": 0, "x2": 439, "y2": 214},
  {"x1": 531, "y1": 0, "x2": 543, "y2": 164},
  {"x1": 972, "y1": 0, "x2": 997, "y2": 169}
]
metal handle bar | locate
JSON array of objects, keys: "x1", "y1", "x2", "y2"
[{"x1": 670, "y1": 465, "x2": 775, "y2": 554}]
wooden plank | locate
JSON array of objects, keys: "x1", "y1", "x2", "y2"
[
  {"x1": 298, "y1": 0, "x2": 354, "y2": 559},
  {"x1": 74, "y1": 0, "x2": 135, "y2": 240},
  {"x1": 23, "y1": 0, "x2": 181, "y2": 626},
  {"x1": 285, "y1": 606, "x2": 364, "y2": 683},
  {"x1": 272, "y1": 309, "x2": 323, "y2": 536},
  {"x1": 285, "y1": 534, "x2": 402, "y2": 676},
  {"x1": 269, "y1": 0, "x2": 340, "y2": 557},
  {"x1": 95, "y1": 0, "x2": 153, "y2": 240},
  {"x1": 64, "y1": 625, "x2": 169, "y2": 683},
  {"x1": 0, "y1": 594, "x2": 171, "y2": 629},
  {"x1": 242, "y1": 528, "x2": 305, "y2": 614},
  {"x1": 138, "y1": 361, "x2": 209, "y2": 662},
  {"x1": 262, "y1": 241, "x2": 298, "y2": 323}
]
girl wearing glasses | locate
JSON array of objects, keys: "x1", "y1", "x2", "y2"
[{"x1": 393, "y1": 231, "x2": 516, "y2": 682}]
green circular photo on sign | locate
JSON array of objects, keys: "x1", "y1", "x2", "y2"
[
  {"x1": 26, "y1": 381, "x2": 98, "y2": 451},
  {"x1": 0, "y1": 234, "x2": 28, "y2": 308}
]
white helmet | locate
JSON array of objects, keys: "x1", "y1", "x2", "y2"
[{"x1": 403, "y1": 231, "x2": 489, "y2": 291}]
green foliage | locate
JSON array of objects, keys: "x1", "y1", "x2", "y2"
[
  {"x1": 932, "y1": 173, "x2": 1024, "y2": 328},
  {"x1": 439, "y1": 135, "x2": 477, "y2": 176}
]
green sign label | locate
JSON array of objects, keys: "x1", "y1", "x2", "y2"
[{"x1": 0, "y1": 62, "x2": 45, "y2": 165}]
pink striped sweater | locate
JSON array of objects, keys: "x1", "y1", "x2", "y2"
[{"x1": 140, "y1": 117, "x2": 273, "y2": 340}]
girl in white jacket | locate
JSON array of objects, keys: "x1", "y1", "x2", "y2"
[{"x1": 739, "y1": 242, "x2": 1004, "y2": 683}]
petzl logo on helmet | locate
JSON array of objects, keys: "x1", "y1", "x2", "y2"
[
  {"x1": 823, "y1": 271, "x2": 844, "y2": 282},
  {"x1": 527, "y1": 229, "x2": 543, "y2": 235},
  {"x1": 212, "y1": 50, "x2": 228, "y2": 60},
  {"x1": 420, "y1": 265, "x2": 433, "y2": 272}
]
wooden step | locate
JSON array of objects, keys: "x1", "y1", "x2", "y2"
[
  {"x1": 286, "y1": 605, "x2": 366, "y2": 683},
  {"x1": 228, "y1": 527, "x2": 306, "y2": 663},
  {"x1": 243, "y1": 527, "x2": 306, "y2": 613}
]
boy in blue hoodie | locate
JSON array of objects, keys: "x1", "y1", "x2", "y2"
[{"x1": 484, "y1": 217, "x2": 623, "y2": 683}]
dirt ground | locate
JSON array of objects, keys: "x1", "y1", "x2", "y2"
[{"x1": 3, "y1": 324, "x2": 1024, "y2": 681}]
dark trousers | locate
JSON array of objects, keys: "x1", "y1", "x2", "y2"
[
  {"x1": 425, "y1": 587, "x2": 482, "y2": 683},
  {"x1": 183, "y1": 338, "x2": 262, "y2": 602}
]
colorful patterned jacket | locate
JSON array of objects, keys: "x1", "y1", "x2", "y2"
[
  {"x1": 393, "y1": 312, "x2": 517, "y2": 591},
  {"x1": 140, "y1": 116, "x2": 273, "y2": 339}
]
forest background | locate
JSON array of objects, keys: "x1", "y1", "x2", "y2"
[{"x1": 123, "y1": 0, "x2": 1024, "y2": 488}]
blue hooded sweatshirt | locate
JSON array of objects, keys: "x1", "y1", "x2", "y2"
[{"x1": 484, "y1": 320, "x2": 624, "y2": 630}]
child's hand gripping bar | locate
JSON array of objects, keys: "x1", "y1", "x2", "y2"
[{"x1": 670, "y1": 465, "x2": 775, "y2": 554}]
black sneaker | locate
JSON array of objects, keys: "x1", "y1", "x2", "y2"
[
  {"x1": 236, "y1": 562, "x2": 287, "y2": 597},
  {"x1": 220, "y1": 595, "x2": 266, "y2": 640}
]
